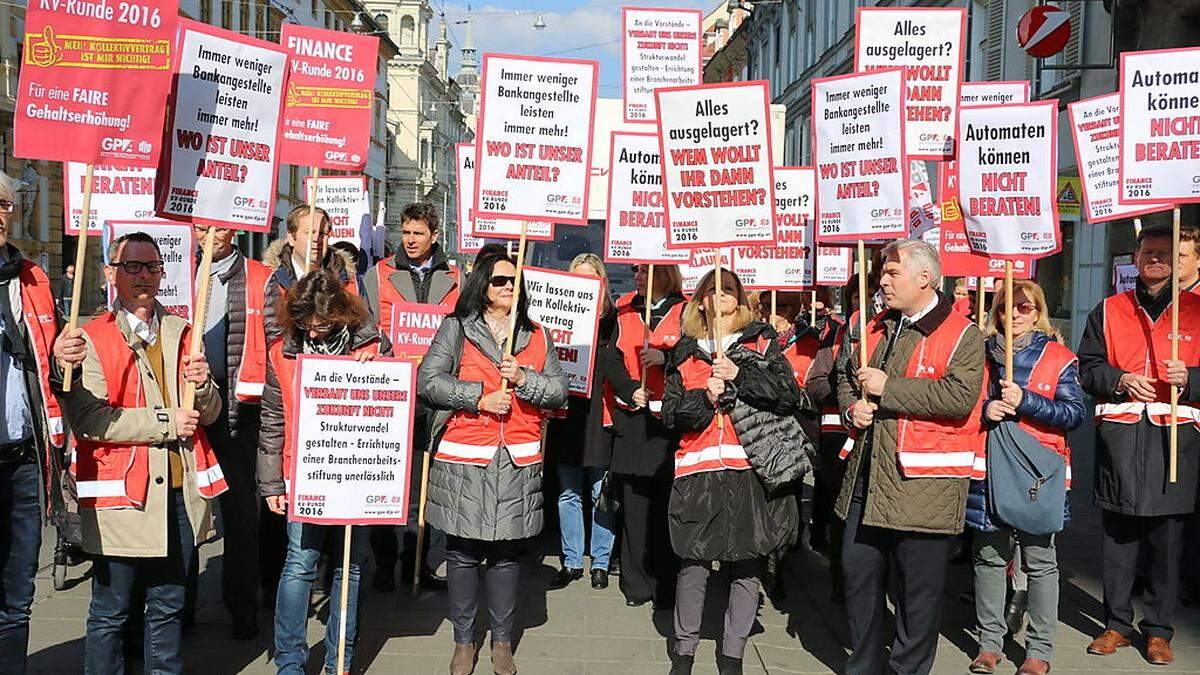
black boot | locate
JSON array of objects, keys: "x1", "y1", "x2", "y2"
[
  {"x1": 668, "y1": 654, "x2": 694, "y2": 675},
  {"x1": 717, "y1": 654, "x2": 744, "y2": 674},
  {"x1": 550, "y1": 567, "x2": 583, "y2": 589}
]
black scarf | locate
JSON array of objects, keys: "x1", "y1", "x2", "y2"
[
  {"x1": 302, "y1": 325, "x2": 352, "y2": 356},
  {"x1": 0, "y1": 245, "x2": 30, "y2": 369}
]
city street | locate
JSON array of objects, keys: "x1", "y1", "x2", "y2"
[{"x1": 22, "y1": 422, "x2": 1200, "y2": 674}]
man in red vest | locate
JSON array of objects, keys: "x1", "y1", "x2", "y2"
[
  {"x1": 1080, "y1": 224, "x2": 1200, "y2": 666},
  {"x1": 835, "y1": 238, "x2": 985, "y2": 675},
  {"x1": 363, "y1": 202, "x2": 459, "y2": 592},
  {"x1": 192, "y1": 224, "x2": 271, "y2": 639},
  {"x1": 0, "y1": 173, "x2": 87, "y2": 675}
]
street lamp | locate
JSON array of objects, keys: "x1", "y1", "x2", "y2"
[{"x1": 533, "y1": 14, "x2": 546, "y2": 30}]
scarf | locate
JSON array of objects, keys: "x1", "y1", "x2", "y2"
[{"x1": 302, "y1": 324, "x2": 352, "y2": 356}]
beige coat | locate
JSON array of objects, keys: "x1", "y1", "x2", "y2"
[{"x1": 61, "y1": 305, "x2": 221, "y2": 557}]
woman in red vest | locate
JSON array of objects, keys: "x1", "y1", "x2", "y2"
[
  {"x1": 662, "y1": 269, "x2": 804, "y2": 675},
  {"x1": 967, "y1": 279, "x2": 1084, "y2": 675},
  {"x1": 256, "y1": 272, "x2": 390, "y2": 675},
  {"x1": 418, "y1": 248, "x2": 568, "y2": 675}
]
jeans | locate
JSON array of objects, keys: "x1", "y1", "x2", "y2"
[
  {"x1": 0, "y1": 457, "x2": 41, "y2": 675},
  {"x1": 274, "y1": 521, "x2": 369, "y2": 675},
  {"x1": 973, "y1": 528, "x2": 1058, "y2": 660},
  {"x1": 85, "y1": 490, "x2": 195, "y2": 675},
  {"x1": 556, "y1": 465, "x2": 616, "y2": 570}
]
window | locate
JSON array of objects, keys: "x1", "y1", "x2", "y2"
[
  {"x1": 310, "y1": 0, "x2": 317, "y2": 18},
  {"x1": 221, "y1": 0, "x2": 231, "y2": 29},
  {"x1": 773, "y1": 21, "x2": 782, "y2": 93},
  {"x1": 239, "y1": 0, "x2": 249, "y2": 30},
  {"x1": 401, "y1": 15, "x2": 415, "y2": 45},
  {"x1": 789, "y1": 3, "x2": 799, "y2": 81},
  {"x1": 823, "y1": 0, "x2": 836, "y2": 52},
  {"x1": 804, "y1": 0, "x2": 816, "y2": 69},
  {"x1": 200, "y1": 0, "x2": 212, "y2": 23}
]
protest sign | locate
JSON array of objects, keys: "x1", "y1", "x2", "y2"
[
  {"x1": 960, "y1": 81, "x2": 1030, "y2": 108},
  {"x1": 813, "y1": 246, "x2": 853, "y2": 286},
  {"x1": 1119, "y1": 47, "x2": 1200, "y2": 205},
  {"x1": 456, "y1": 143, "x2": 554, "y2": 243},
  {"x1": 1113, "y1": 263, "x2": 1138, "y2": 294},
  {"x1": 938, "y1": 200, "x2": 1034, "y2": 279},
  {"x1": 103, "y1": 221, "x2": 195, "y2": 321},
  {"x1": 474, "y1": 54, "x2": 598, "y2": 224},
  {"x1": 1068, "y1": 94, "x2": 1170, "y2": 223},
  {"x1": 15, "y1": 0, "x2": 177, "y2": 167},
  {"x1": 288, "y1": 356, "x2": 416, "y2": 525},
  {"x1": 812, "y1": 69, "x2": 908, "y2": 243},
  {"x1": 605, "y1": 131, "x2": 689, "y2": 264},
  {"x1": 388, "y1": 302, "x2": 452, "y2": 362},
  {"x1": 622, "y1": 7, "x2": 703, "y2": 123},
  {"x1": 733, "y1": 166, "x2": 812, "y2": 290},
  {"x1": 909, "y1": 160, "x2": 939, "y2": 237},
  {"x1": 522, "y1": 267, "x2": 604, "y2": 397},
  {"x1": 957, "y1": 101, "x2": 1059, "y2": 259},
  {"x1": 655, "y1": 81, "x2": 775, "y2": 249},
  {"x1": 279, "y1": 24, "x2": 379, "y2": 171},
  {"x1": 854, "y1": 7, "x2": 966, "y2": 159},
  {"x1": 681, "y1": 248, "x2": 733, "y2": 294},
  {"x1": 156, "y1": 20, "x2": 288, "y2": 232},
  {"x1": 64, "y1": 163, "x2": 159, "y2": 235},
  {"x1": 305, "y1": 175, "x2": 371, "y2": 249}
]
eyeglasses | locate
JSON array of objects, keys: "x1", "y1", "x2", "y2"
[
  {"x1": 111, "y1": 260, "x2": 164, "y2": 275},
  {"x1": 490, "y1": 275, "x2": 516, "y2": 288},
  {"x1": 0, "y1": 200, "x2": 14, "y2": 214},
  {"x1": 298, "y1": 320, "x2": 335, "y2": 335},
  {"x1": 1014, "y1": 301, "x2": 1037, "y2": 315}
]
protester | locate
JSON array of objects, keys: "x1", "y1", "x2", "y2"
[
  {"x1": 263, "y1": 205, "x2": 366, "y2": 341},
  {"x1": 257, "y1": 271, "x2": 389, "y2": 674},
  {"x1": 57, "y1": 263, "x2": 75, "y2": 317},
  {"x1": 1078, "y1": 223, "x2": 1200, "y2": 666},
  {"x1": 1174, "y1": 226, "x2": 1200, "y2": 607},
  {"x1": 953, "y1": 278, "x2": 975, "y2": 318},
  {"x1": 546, "y1": 253, "x2": 618, "y2": 590},
  {"x1": 0, "y1": 173, "x2": 85, "y2": 675},
  {"x1": 835, "y1": 238, "x2": 985, "y2": 674},
  {"x1": 662, "y1": 268, "x2": 803, "y2": 675},
  {"x1": 600, "y1": 263, "x2": 686, "y2": 608},
  {"x1": 190, "y1": 224, "x2": 272, "y2": 639},
  {"x1": 362, "y1": 201, "x2": 458, "y2": 592},
  {"x1": 418, "y1": 249, "x2": 569, "y2": 675},
  {"x1": 968, "y1": 280, "x2": 1085, "y2": 675},
  {"x1": 58, "y1": 232, "x2": 223, "y2": 675}
]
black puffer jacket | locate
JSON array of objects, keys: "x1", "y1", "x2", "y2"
[{"x1": 661, "y1": 321, "x2": 802, "y2": 562}]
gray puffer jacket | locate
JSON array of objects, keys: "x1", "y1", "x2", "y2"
[{"x1": 418, "y1": 314, "x2": 569, "y2": 541}]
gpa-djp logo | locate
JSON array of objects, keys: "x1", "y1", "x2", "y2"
[{"x1": 101, "y1": 137, "x2": 134, "y2": 153}]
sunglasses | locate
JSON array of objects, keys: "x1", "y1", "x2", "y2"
[
  {"x1": 1013, "y1": 301, "x2": 1037, "y2": 315},
  {"x1": 490, "y1": 275, "x2": 516, "y2": 288},
  {"x1": 111, "y1": 260, "x2": 164, "y2": 275},
  {"x1": 0, "y1": 200, "x2": 14, "y2": 214},
  {"x1": 298, "y1": 320, "x2": 336, "y2": 335}
]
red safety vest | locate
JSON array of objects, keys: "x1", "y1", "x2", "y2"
[
  {"x1": 613, "y1": 292, "x2": 685, "y2": 416},
  {"x1": 16, "y1": 262, "x2": 64, "y2": 450},
  {"x1": 435, "y1": 324, "x2": 551, "y2": 467},
  {"x1": 1095, "y1": 290, "x2": 1200, "y2": 427},
  {"x1": 232, "y1": 259, "x2": 272, "y2": 403},
  {"x1": 783, "y1": 332, "x2": 840, "y2": 433},
  {"x1": 852, "y1": 309, "x2": 985, "y2": 479},
  {"x1": 73, "y1": 313, "x2": 227, "y2": 509},
  {"x1": 374, "y1": 259, "x2": 460, "y2": 337}
]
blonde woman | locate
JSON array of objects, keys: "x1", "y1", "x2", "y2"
[
  {"x1": 547, "y1": 253, "x2": 620, "y2": 590},
  {"x1": 968, "y1": 279, "x2": 1084, "y2": 675}
]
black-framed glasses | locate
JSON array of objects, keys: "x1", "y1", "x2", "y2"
[
  {"x1": 0, "y1": 200, "x2": 14, "y2": 214},
  {"x1": 111, "y1": 260, "x2": 164, "y2": 275},
  {"x1": 297, "y1": 320, "x2": 335, "y2": 335},
  {"x1": 490, "y1": 275, "x2": 516, "y2": 288}
]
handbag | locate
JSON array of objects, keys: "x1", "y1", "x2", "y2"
[
  {"x1": 986, "y1": 420, "x2": 1066, "y2": 536},
  {"x1": 594, "y1": 470, "x2": 620, "y2": 515}
]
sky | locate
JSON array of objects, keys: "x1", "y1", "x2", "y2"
[{"x1": 430, "y1": 0, "x2": 721, "y2": 97}]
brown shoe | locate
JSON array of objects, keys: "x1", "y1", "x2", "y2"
[
  {"x1": 1145, "y1": 637, "x2": 1174, "y2": 665},
  {"x1": 969, "y1": 651, "x2": 1003, "y2": 674},
  {"x1": 1087, "y1": 629, "x2": 1131, "y2": 655},
  {"x1": 450, "y1": 642, "x2": 477, "y2": 675},
  {"x1": 491, "y1": 641, "x2": 517, "y2": 675},
  {"x1": 1016, "y1": 658, "x2": 1050, "y2": 675}
]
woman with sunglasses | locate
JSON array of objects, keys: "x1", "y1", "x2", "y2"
[
  {"x1": 256, "y1": 271, "x2": 390, "y2": 674},
  {"x1": 968, "y1": 280, "x2": 1085, "y2": 675},
  {"x1": 419, "y1": 249, "x2": 568, "y2": 675},
  {"x1": 662, "y1": 269, "x2": 804, "y2": 675}
]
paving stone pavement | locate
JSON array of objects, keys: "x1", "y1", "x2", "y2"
[{"x1": 23, "y1": 423, "x2": 1200, "y2": 673}]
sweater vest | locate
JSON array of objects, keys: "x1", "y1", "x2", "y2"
[
  {"x1": 375, "y1": 259, "x2": 460, "y2": 337},
  {"x1": 233, "y1": 259, "x2": 272, "y2": 403},
  {"x1": 1096, "y1": 290, "x2": 1200, "y2": 427},
  {"x1": 435, "y1": 325, "x2": 550, "y2": 467},
  {"x1": 672, "y1": 353, "x2": 751, "y2": 478},
  {"x1": 613, "y1": 292, "x2": 684, "y2": 416},
  {"x1": 73, "y1": 314, "x2": 227, "y2": 509}
]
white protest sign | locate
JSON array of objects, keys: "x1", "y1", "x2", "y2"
[
  {"x1": 455, "y1": 143, "x2": 553, "y2": 243},
  {"x1": 812, "y1": 68, "x2": 908, "y2": 243},
  {"x1": 474, "y1": 54, "x2": 598, "y2": 224},
  {"x1": 656, "y1": 81, "x2": 775, "y2": 249},
  {"x1": 103, "y1": 221, "x2": 195, "y2": 321},
  {"x1": 622, "y1": 7, "x2": 703, "y2": 123},
  {"x1": 522, "y1": 267, "x2": 604, "y2": 398},
  {"x1": 1068, "y1": 93, "x2": 1172, "y2": 224},
  {"x1": 288, "y1": 356, "x2": 415, "y2": 525},
  {"x1": 958, "y1": 101, "x2": 1059, "y2": 259},
  {"x1": 814, "y1": 246, "x2": 853, "y2": 286},
  {"x1": 960, "y1": 81, "x2": 1030, "y2": 108},
  {"x1": 157, "y1": 21, "x2": 287, "y2": 232},
  {"x1": 306, "y1": 175, "x2": 371, "y2": 249},
  {"x1": 909, "y1": 160, "x2": 939, "y2": 237},
  {"x1": 605, "y1": 131, "x2": 689, "y2": 264},
  {"x1": 65, "y1": 163, "x2": 158, "y2": 235},
  {"x1": 1113, "y1": 263, "x2": 1138, "y2": 294},
  {"x1": 1118, "y1": 47, "x2": 1200, "y2": 205},
  {"x1": 854, "y1": 7, "x2": 966, "y2": 159},
  {"x1": 734, "y1": 166, "x2": 812, "y2": 290},
  {"x1": 682, "y1": 248, "x2": 733, "y2": 294}
]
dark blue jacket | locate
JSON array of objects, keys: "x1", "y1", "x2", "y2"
[{"x1": 967, "y1": 331, "x2": 1086, "y2": 531}]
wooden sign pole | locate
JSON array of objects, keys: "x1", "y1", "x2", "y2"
[
  {"x1": 305, "y1": 167, "x2": 320, "y2": 273},
  {"x1": 412, "y1": 452, "x2": 431, "y2": 591},
  {"x1": 640, "y1": 264, "x2": 654, "y2": 388},
  {"x1": 976, "y1": 276, "x2": 986, "y2": 329},
  {"x1": 857, "y1": 240, "x2": 868, "y2": 370},
  {"x1": 1004, "y1": 262, "x2": 1014, "y2": 378},
  {"x1": 180, "y1": 226, "x2": 218, "y2": 410},
  {"x1": 335, "y1": 524, "x2": 353, "y2": 674},
  {"x1": 1170, "y1": 206, "x2": 1181, "y2": 483},
  {"x1": 62, "y1": 164, "x2": 95, "y2": 392},
  {"x1": 500, "y1": 223, "x2": 528, "y2": 394}
]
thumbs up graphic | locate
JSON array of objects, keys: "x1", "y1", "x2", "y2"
[{"x1": 27, "y1": 25, "x2": 63, "y2": 68}]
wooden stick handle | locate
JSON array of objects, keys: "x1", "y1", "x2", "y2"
[
  {"x1": 305, "y1": 167, "x2": 320, "y2": 274},
  {"x1": 62, "y1": 164, "x2": 96, "y2": 392},
  {"x1": 809, "y1": 289, "x2": 817, "y2": 328},
  {"x1": 976, "y1": 277, "x2": 986, "y2": 329},
  {"x1": 857, "y1": 240, "x2": 868, "y2": 371},
  {"x1": 413, "y1": 449, "x2": 432, "y2": 591},
  {"x1": 500, "y1": 224, "x2": 528, "y2": 395},
  {"x1": 181, "y1": 226, "x2": 217, "y2": 411},
  {"x1": 1004, "y1": 263, "x2": 1014, "y2": 379},
  {"x1": 336, "y1": 524, "x2": 352, "y2": 675},
  {"x1": 1171, "y1": 206, "x2": 1180, "y2": 483},
  {"x1": 640, "y1": 264, "x2": 654, "y2": 388},
  {"x1": 714, "y1": 258, "x2": 724, "y2": 431}
]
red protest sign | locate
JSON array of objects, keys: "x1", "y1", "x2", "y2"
[
  {"x1": 15, "y1": 0, "x2": 177, "y2": 167},
  {"x1": 279, "y1": 25, "x2": 379, "y2": 172},
  {"x1": 388, "y1": 302, "x2": 452, "y2": 361},
  {"x1": 937, "y1": 163, "x2": 1034, "y2": 279}
]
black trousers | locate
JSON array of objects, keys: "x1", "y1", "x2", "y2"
[
  {"x1": 811, "y1": 432, "x2": 847, "y2": 538},
  {"x1": 617, "y1": 474, "x2": 678, "y2": 604},
  {"x1": 445, "y1": 536, "x2": 523, "y2": 644},
  {"x1": 204, "y1": 404, "x2": 260, "y2": 622},
  {"x1": 370, "y1": 417, "x2": 446, "y2": 578},
  {"x1": 1102, "y1": 510, "x2": 1184, "y2": 640},
  {"x1": 842, "y1": 496, "x2": 952, "y2": 675}
]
